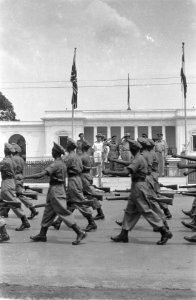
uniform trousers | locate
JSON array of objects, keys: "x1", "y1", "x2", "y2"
[{"x1": 122, "y1": 181, "x2": 163, "y2": 231}]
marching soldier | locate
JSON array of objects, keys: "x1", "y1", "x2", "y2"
[
  {"x1": 80, "y1": 141, "x2": 105, "y2": 220},
  {"x1": 24, "y1": 142, "x2": 87, "y2": 245},
  {"x1": 0, "y1": 143, "x2": 30, "y2": 231},
  {"x1": 103, "y1": 139, "x2": 173, "y2": 245}
]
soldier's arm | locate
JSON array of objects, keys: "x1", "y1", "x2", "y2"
[{"x1": 24, "y1": 170, "x2": 47, "y2": 179}]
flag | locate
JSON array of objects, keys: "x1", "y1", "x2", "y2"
[
  {"x1": 70, "y1": 48, "x2": 78, "y2": 109},
  {"x1": 181, "y1": 42, "x2": 187, "y2": 99},
  {"x1": 127, "y1": 73, "x2": 131, "y2": 110}
]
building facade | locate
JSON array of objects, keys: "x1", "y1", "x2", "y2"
[{"x1": 0, "y1": 109, "x2": 196, "y2": 160}]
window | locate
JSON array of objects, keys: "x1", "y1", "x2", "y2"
[
  {"x1": 193, "y1": 135, "x2": 196, "y2": 151},
  {"x1": 59, "y1": 136, "x2": 68, "y2": 149}
]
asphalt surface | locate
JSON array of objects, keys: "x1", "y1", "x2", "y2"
[{"x1": 0, "y1": 190, "x2": 196, "y2": 299}]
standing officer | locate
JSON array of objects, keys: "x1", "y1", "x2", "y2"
[
  {"x1": 119, "y1": 133, "x2": 132, "y2": 162},
  {"x1": 0, "y1": 143, "x2": 30, "y2": 231},
  {"x1": 155, "y1": 133, "x2": 168, "y2": 177},
  {"x1": 103, "y1": 139, "x2": 173, "y2": 245},
  {"x1": 24, "y1": 142, "x2": 87, "y2": 245},
  {"x1": 76, "y1": 133, "x2": 86, "y2": 156},
  {"x1": 92, "y1": 133, "x2": 104, "y2": 177},
  {"x1": 104, "y1": 136, "x2": 119, "y2": 171}
]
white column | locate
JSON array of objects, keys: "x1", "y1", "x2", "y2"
[
  {"x1": 162, "y1": 126, "x2": 166, "y2": 139},
  {"x1": 94, "y1": 126, "x2": 97, "y2": 138},
  {"x1": 134, "y1": 126, "x2": 138, "y2": 139},
  {"x1": 148, "y1": 126, "x2": 152, "y2": 139},
  {"x1": 120, "y1": 126, "x2": 124, "y2": 138},
  {"x1": 107, "y1": 126, "x2": 111, "y2": 139}
]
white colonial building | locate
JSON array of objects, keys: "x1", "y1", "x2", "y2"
[{"x1": 0, "y1": 108, "x2": 196, "y2": 160}]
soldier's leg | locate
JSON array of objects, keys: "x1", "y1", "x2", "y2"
[
  {"x1": 19, "y1": 195, "x2": 39, "y2": 220},
  {"x1": 0, "y1": 217, "x2": 10, "y2": 242}
]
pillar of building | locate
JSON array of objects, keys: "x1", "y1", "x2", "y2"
[
  {"x1": 107, "y1": 126, "x2": 111, "y2": 139},
  {"x1": 148, "y1": 126, "x2": 152, "y2": 139},
  {"x1": 94, "y1": 126, "x2": 98, "y2": 137},
  {"x1": 134, "y1": 126, "x2": 138, "y2": 139},
  {"x1": 120, "y1": 126, "x2": 124, "y2": 138},
  {"x1": 162, "y1": 126, "x2": 166, "y2": 139}
]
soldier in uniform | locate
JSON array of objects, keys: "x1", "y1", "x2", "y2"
[
  {"x1": 24, "y1": 142, "x2": 87, "y2": 245},
  {"x1": 104, "y1": 136, "x2": 119, "y2": 171},
  {"x1": 76, "y1": 133, "x2": 85, "y2": 156},
  {"x1": 0, "y1": 143, "x2": 30, "y2": 231},
  {"x1": 92, "y1": 133, "x2": 104, "y2": 177},
  {"x1": 103, "y1": 139, "x2": 173, "y2": 245},
  {"x1": 11, "y1": 143, "x2": 39, "y2": 220},
  {"x1": 155, "y1": 133, "x2": 168, "y2": 177},
  {"x1": 119, "y1": 133, "x2": 132, "y2": 164},
  {"x1": 80, "y1": 141, "x2": 105, "y2": 220}
]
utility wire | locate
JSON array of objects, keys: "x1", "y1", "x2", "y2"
[{"x1": 1, "y1": 82, "x2": 196, "y2": 90}]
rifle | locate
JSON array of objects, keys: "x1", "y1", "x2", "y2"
[
  {"x1": 177, "y1": 162, "x2": 196, "y2": 169},
  {"x1": 33, "y1": 199, "x2": 101, "y2": 210},
  {"x1": 0, "y1": 200, "x2": 21, "y2": 209},
  {"x1": 177, "y1": 192, "x2": 196, "y2": 197},
  {"x1": 157, "y1": 191, "x2": 175, "y2": 199},
  {"x1": 159, "y1": 184, "x2": 178, "y2": 190},
  {"x1": 106, "y1": 195, "x2": 173, "y2": 205},
  {"x1": 183, "y1": 169, "x2": 196, "y2": 176},
  {"x1": 24, "y1": 185, "x2": 43, "y2": 193},
  {"x1": 92, "y1": 185, "x2": 111, "y2": 193},
  {"x1": 114, "y1": 189, "x2": 131, "y2": 193},
  {"x1": 84, "y1": 192, "x2": 104, "y2": 201},
  {"x1": 173, "y1": 154, "x2": 196, "y2": 162},
  {"x1": 32, "y1": 203, "x2": 46, "y2": 209},
  {"x1": 179, "y1": 184, "x2": 196, "y2": 189}
]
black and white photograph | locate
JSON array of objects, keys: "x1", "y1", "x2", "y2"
[{"x1": 0, "y1": 0, "x2": 196, "y2": 299}]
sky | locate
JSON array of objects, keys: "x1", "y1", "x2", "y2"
[{"x1": 0, "y1": 0, "x2": 196, "y2": 121}]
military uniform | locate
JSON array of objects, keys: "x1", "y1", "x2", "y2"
[
  {"x1": 155, "y1": 134, "x2": 168, "y2": 177},
  {"x1": 105, "y1": 138, "x2": 119, "y2": 171}
]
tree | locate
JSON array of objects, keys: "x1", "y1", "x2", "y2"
[{"x1": 0, "y1": 92, "x2": 19, "y2": 121}]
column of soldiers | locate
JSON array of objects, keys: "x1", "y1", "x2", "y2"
[{"x1": 0, "y1": 132, "x2": 195, "y2": 244}]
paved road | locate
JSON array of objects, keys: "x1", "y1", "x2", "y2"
[{"x1": 0, "y1": 191, "x2": 196, "y2": 299}]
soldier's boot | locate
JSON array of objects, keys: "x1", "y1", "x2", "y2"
[
  {"x1": 0, "y1": 207, "x2": 10, "y2": 218},
  {"x1": 157, "y1": 226, "x2": 173, "y2": 245},
  {"x1": 0, "y1": 225, "x2": 10, "y2": 242},
  {"x1": 111, "y1": 229, "x2": 129, "y2": 243},
  {"x1": 181, "y1": 216, "x2": 196, "y2": 231},
  {"x1": 163, "y1": 208, "x2": 172, "y2": 219},
  {"x1": 182, "y1": 208, "x2": 193, "y2": 218},
  {"x1": 94, "y1": 207, "x2": 105, "y2": 220},
  {"x1": 30, "y1": 227, "x2": 48, "y2": 242},
  {"x1": 52, "y1": 219, "x2": 62, "y2": 230},
  {"x1": 154, "y1": 220, "x2": 169, "y2": 232},
  {"x1": 28, "y1": 207, "x2": 39, "y2": 220},
  {"x1": 71, "y1": 224, "x2": 87, "y2": 245},
  {"x1": 85, "y1": 216, "x2": 97, "y2": 232},
  {"x1": 184, "y1": 234, "x2": 196, "y2": 243},
  {"x1": 15, "y1": 216, "x2": 31, "y2": 231}
]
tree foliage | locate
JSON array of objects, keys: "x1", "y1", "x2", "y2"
[{"x1": 0, "y1": 92, "x2": 18, "y2": 121}]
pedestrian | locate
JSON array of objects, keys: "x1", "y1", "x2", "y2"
[
  {"x1": 155, "y1": 133, "x2": 168, "y2": 177},
  {"x1": 0, "y1": 143, "x2": 30, "y2": 231},
  {"x1": 24, "y1": 142, "x2": 87, "y2": 245},
  {"x1": 102, "y1": 136, "x2": 109, "y2": 170},
  {"x1": 92, "y1": 133, "x2": 104, "y2": 177},
  {"x1": 103, "y1": 139, "x2": 173, "y2": 245},
  {"x1": 80, "y1": 141, "x2": 105, "y2": 220},
  {"x1": 105, "y1": 136, "x2": 119, "y2": 171}
]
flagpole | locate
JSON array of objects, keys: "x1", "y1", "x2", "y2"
[
  {"x1": 127, "y1": 73, "x2": 131, "y2": 110},
  {"x1": 182, "y1": 42, "x2": 187, "y2": 154},
  {"x1": 71, "y1": 48, "x2": 77, "y2": 138}
]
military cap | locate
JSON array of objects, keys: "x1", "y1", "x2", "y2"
[
  {"x1": 123, "y1": 133, "x2": 131, "y2": 138},
  {"x1": 67, "y1": 138, "x2": 76, "y2": 147},
  {"x1": 147, "y1": 139, "x2": 155, "y2": 146},
  {"x1": 157, "y1": 133, "x2": 163, "y2": 136},
  {"x1": 11, "y1": 143, "x2": 22, "y2": 153},
  {"x1": 127, "y1": 139, "x2": 142, "y2": 149},
  {"x1": 137, "y1": 137, "x2": 151, "y2": 146},
  {"x1": 78, "y1": 133, "x2": 84, "y2": 137},
  {"x1": 4, "y1": 143, "x2": 15, "y2": 153},
  {"x1": 96, "y1": 133, "x2": 102, "y2": 138},
  {"x1": 111, "y1": 135, "x2": 117, "y2": 138},
  {"x1": 53, "y1": 142, "x2": 65, "y2": 155},
  {"x1": 82, "y1": 141, "x2": 91, "y2": 149}
]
